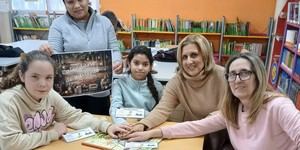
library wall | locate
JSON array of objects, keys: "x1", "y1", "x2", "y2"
[{"x1": 100, "y1": 0, "x2": 276, "y2": 34}]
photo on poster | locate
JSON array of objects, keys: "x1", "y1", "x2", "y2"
[{"x1": 51, "y1": 50, "x2": 112, "y2": 97}]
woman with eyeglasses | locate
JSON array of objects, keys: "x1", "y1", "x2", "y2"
[{"x1": 125, "y1": 52, "x2": 300, "y2": 149}]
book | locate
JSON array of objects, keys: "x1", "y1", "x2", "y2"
[{"x1": 82, "y1": 133, "x2": 162, "y2": 150}]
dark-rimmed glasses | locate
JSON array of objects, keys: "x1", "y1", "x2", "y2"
[{"x1": 225, "y1": 70, "x2": 253, "y2": 82}]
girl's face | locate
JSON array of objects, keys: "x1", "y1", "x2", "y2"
[
  {"x1": 181, "y1": 43, "x2": 204, "y2": 76},
  {"x1": 129, "y1": 54, "x2": 152, "y2": 80},
  {"x1": 19, "y1": 60, "x2": 54, "y2": 101},
  {"x1": 64, "y1": 0, "x2": 90, "y2": 21}
]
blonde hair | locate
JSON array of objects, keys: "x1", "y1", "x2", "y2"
[
  {"x1": 177, "y1": 34, "x2": 215, "y2": 74},
  {"x1": 221, "y1": 52, "x2": 267, "y2": 128}
]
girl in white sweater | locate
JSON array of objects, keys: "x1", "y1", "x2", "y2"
[{"x1": 0, "y1": 50, "x2": 129, "y2": 150}]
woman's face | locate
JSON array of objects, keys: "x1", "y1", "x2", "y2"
[
  {"x1": 228, "y1": 58, "x2": 256, "y2": 101},
  {"x1": 64, "y1": 0, "x2": 90, "y2": 21},
  {"x1": 19, "y1": 60, "x2": 54, "y2": 101},
  {"x1": 129, "y1": 54, "x2": 152, "y2": 80},
  {"x1": 181, "y1": 43, "x2": 204, "y2": 77}
]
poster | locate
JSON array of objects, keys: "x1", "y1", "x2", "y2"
[{"x1": 52, "y1": 50, "x2": 112, "y2": 97}]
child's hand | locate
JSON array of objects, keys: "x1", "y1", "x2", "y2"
[
  {"x1": 107, "y1": 124, "x2": 131, "y2": 138},
  {"x1": 53, "y1": 122, "x2": 67, "y2": 137}
]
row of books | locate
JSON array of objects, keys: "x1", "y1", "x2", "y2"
[
  {"x1": 134, "y1": 39, "x2": 172, "y2": 48},
  {"x1": 285, "y1": 29, "x2": 298, "y2": 48},
  {"x1": 295, "y1": 57, "x2": 300, "y2": 78},
  {"x1": 277, "y1": 71, "x2": 291, "y2": 94},
  {"x1": 225, "y1": 22, "x2": 249, "y2": 36},
  {"x1": 289, "y1": 80, "x2": 300, "y2": 108},
  {"x1": 278, "y1": 71, "x2": 300, "y2": 109},
  {"x1": 132, "y1": 15, "x2": 174, "y2": 32},
  {"x1": 178, "y1": 20, "x2": 222, "y2": 33},
  {"x1": 222, "y1": 41, "x2": 265, "y2": 56},
  {"x1": 12, "y1": 12, "x2": 64, "y2": 29},
  {"x1": 14, "y1": 33, "x2": 46, "y2": 41},
  {"x1": 281, "y1": 48, "x2": 295, "y2": 71},
  {"x1": 287, "y1": 2, "x2": 300, "y2": 24},
  {"x1": 13, "y1": 15, "x2": 51, "y2": 28}
]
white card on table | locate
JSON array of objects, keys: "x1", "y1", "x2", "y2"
[
  {"x1": 125, "y1": 141, "x2": 158, "y2": 149},
  {"x1": 62, "y1": 127, "x2": 95, "y2": 143},
  {"x1": 115, "y1": 108, "x2": 145, "y2": 118}
]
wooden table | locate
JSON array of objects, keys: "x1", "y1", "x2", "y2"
[{"x1": 37, "y1": 116, "x2": 204, "y2": 150}]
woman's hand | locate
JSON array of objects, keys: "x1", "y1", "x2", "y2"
[
  {"x1": 107, "y1": 124, "x2": 131, "y2": 138},
  {"x1": 125, "y1": 129, "x2": 162, "y2": 142},
  {"x1": 113, "y1": 61, "x2": 123, "y2": 74},
  {"x1": 39, "y1": 43, "x2": 53, "y2": 56},
  {"x1": 130, "y1": 123, "x2": 147, "y2": 132}
]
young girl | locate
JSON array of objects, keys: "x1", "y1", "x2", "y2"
[
  {"x1": 0, "y1": 50, "x2": 129, "y2": 150},
  {"x1": 110, "y1": 45, "x2": 164, "y2": 124}
]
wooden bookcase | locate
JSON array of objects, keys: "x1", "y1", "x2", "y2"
[
  {"x1": 268, "y1": 0, "x2": 300, "y2": 108},
  {"x1": 276, "y1": 21, "x2": 300, "y2": 106}
]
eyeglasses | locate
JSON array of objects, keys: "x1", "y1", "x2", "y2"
[{"x1": 225, "y1": 70, "x2": 253, "y2": 82}]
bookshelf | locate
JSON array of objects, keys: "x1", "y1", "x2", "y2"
[
  {"x1": 126, "y1": 14, "x2": 274, "y2": 65},
  {"x1": 269, "y1": 1, "x2": 300, "y2": 109},
  {"x1": 276, "y1": 20, "x2": 300, "y2": 107},
  {"x1": 131, "y1": 14, "x2": 175, "y2": 48},
  {"x1": 11, "y1": 10, "x2": 53, "y2": 41},
  {"x1": 220, "y1": 17, "x2": 274, "y2": 66},
  {"x1": 10, "y1": 0, "x2": 99, "y2": 42}
]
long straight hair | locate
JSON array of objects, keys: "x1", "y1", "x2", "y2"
[{"x1": 221, "y1": 52, "x2": 267, "y2": 128}]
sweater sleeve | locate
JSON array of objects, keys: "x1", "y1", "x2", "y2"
[
  {"x1": 110, "y1": 79, "x2": 127, "y2": 124},
  {"x1": 106, "y1": 19, "x2": 121, "y2": 63},
  {"x1": 161, "y1": 112, "x2": 226, "y2": 139},
  {"x1": 48, "y1": 19, "x2": 64, "y2": 52},
  {"x1": 275, "y1": 97, "x2": 300, "y2": 148},
  {"x1": 50, "y1": 90, "x2": 111, "y2": 133},
  {"x1": 140, "y1": 78, "x2": 180, "y2": 129},
  {"x1": 0, "y1": 97, "x2": 59, "y2": 150}
]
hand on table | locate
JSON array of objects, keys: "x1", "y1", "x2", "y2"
[{"x1": 107, "y1": 124, "x2": 131, "y2": 138}]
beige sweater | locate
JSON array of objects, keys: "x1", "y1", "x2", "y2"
[
  {"x1": 140, "y1": 65, "x2": 226, "y2": 129},
  {"x1": 0, "y1": 85, "x2": 111, "y2": 150}
]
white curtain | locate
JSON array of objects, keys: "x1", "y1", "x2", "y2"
[
  {"x1": 12, "y1": 0, "x2": 47, "y2": 10},
  {"x1": 12, "y1": 0, "x2": 100, "y2": 12}
]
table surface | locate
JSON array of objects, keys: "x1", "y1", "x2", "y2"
[{"x1": 36, "y1": 116, "x2": 204, "y2": 150}]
